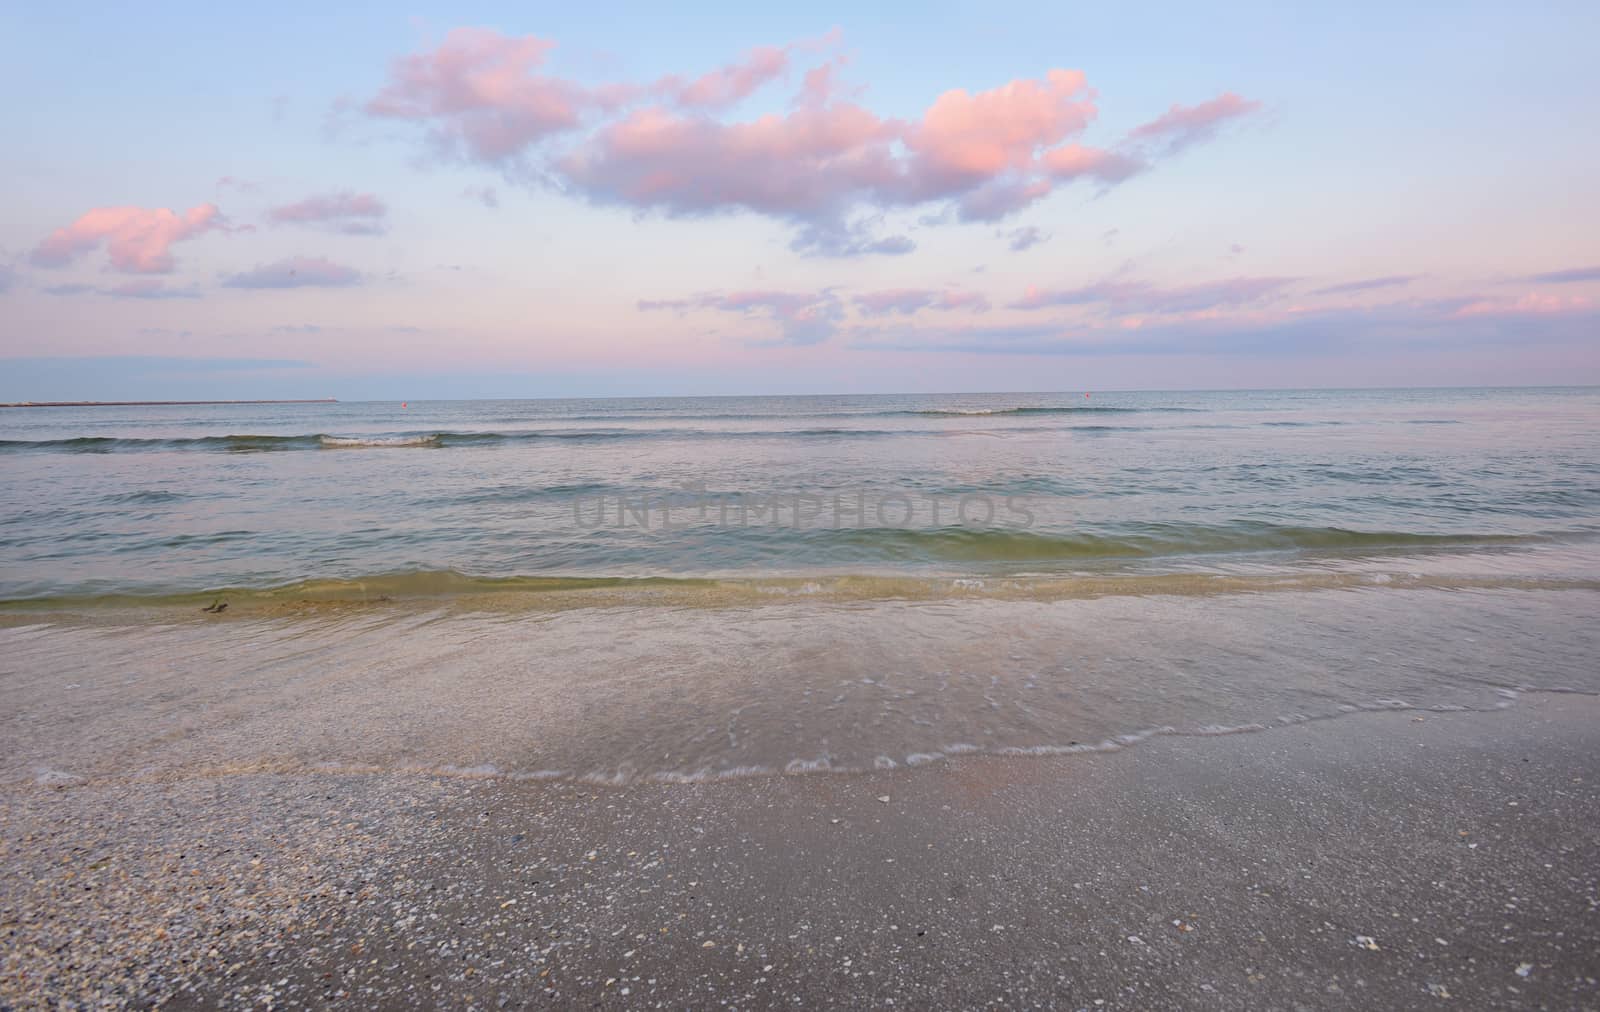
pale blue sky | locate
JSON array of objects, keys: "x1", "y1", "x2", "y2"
[{"x1": 1, "y1": 1, "x2": 1596, "y2": 399}]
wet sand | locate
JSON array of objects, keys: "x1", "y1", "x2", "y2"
[{"x1": 4, "y1": 697, "x2": 1597, "y2": 1009}]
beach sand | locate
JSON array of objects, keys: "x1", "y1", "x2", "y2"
[{"x1": 4, "y1": 696, "x2": 1596, "y2": 1009}]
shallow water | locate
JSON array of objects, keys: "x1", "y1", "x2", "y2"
[
  {"x1": 2, "y1": 388, "x2": 1597, "y2": 598},
  {"x1": 2, "y1": 388, "x2": 1597, "y2": 787},
  {"x1": 3, "y1": 585, "x2": 1597, "y2": 787}
]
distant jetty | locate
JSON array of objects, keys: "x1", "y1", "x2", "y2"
[{"x1": 0, "y1": 398, "x2": 339, "y2": 408}]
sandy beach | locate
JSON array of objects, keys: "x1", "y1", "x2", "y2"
[{"x1": 5, "y1": 695, "x2": 1597, "y2": 1009}]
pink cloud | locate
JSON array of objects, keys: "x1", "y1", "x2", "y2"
[
  {"x1": 1040, "y1": 144, "x2": 1143, "y2": 182},
  {"x1": 906, "y1": 70, "x2": 1095, "y2": 182},
  {"x1": 365, "y1": 30, "x2": 1258, "y2": 252},
  {"x1": 1452, "y1": 292, "x2": 1593, "y2": 318},
  {"x1": 1127, "y1": 92, "x2": 1261, "y2": 154},
  {"x1": 1013, "y1": 276, "x2": 1297, "y2": 314},
  {"x1": 664, "y1": 45, "x2": 788, "y2": 108},
  {"x1": 854, "y1": 289, "x2": 990, "y2": 316},
  {"x1": 798, "y1": 58, "x2": 849, "y2": 108},
  {"x1": 558, "y1": 68, "x2": 1136, "y2": 244},
  {"x1": 30, "y1": 204, "x2": 227, "y2": 274},
  {"x1": 561, "y1": 103, "x2": 900, "y2": 220},
  {"x1": 365, "y1": 28, "x2": 598, "y2": 163},
  {"x1": 268, "y1": 191, "x2": 389, "y2": 234},
  {"x1": 222, "y1": 256, "x2": 361, "y2": 289},
  {"x1": 557, "y1": 65, "x2": 1195, "y2": 238},
  {"x1": 639, "y1": 290, "x2": 842, "y2": 345}
]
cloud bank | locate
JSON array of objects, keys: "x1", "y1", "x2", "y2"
[
  {"x1": 363, "y1": 29, "x2": 1260, "y2": 256},
  {"x1": 268, "y1": 191, "x2": 389, "y2": 235},
  {"x1": 639, "y1": 290, "x2": 843, "y2": 345},
  {"x1": 222, "y1": 256, "x2": 361, "y2": 289}
]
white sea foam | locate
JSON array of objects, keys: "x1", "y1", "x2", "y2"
[
  {"x1": 319, "y1": 434, "x2": 440, "y2": 448},
  {"x1": 784, "y1": 757, "x2": 833, "y2": 775}
]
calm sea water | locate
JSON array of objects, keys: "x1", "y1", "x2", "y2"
[
  {"x1": 3, "y1": 387, "x2": 1600, "y2": 785},
  {"x1": 2, "y1": 387, "x2": 1599, "y2": 599}
]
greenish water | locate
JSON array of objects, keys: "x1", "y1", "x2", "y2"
[{"x1": 2, "y1": 387, "x2": 1597, "y2": 601}]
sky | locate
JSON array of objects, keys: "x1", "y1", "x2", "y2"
[{"x1": 1, "y1": 1, "x2": 1597, "y2": 400}]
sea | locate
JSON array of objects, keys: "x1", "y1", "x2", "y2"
[{"x1": 3, "y1": 387, "x2": 1598, "y2": 786}]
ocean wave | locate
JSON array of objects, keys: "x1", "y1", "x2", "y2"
[
  {"x1": 319, "y1": 434, "x2": 441, "y2": 448},
  {"x1": 900, "y1": 405, "x2": 1200, "y2": 416},
  {"x1": 808, "y1": 521, "x2": 1545, "y2": 562},
  {"x1": 0, "y1": 418, "x2": 1304, "y2": 454},
  {"x1": 0, "y1": 424, "x2": 1148, "y2": 453},
  {"x1": 481, "y1": 404, "x2": 1203, "y2": 422}
]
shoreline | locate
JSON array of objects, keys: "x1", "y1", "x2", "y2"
[
  {"x1": 5, "y1": 586, "x2": 1597, "y2": 792},
  {"x1": 5, "y1": 568, "x2": 1599, "y2": 623},
  {"x1": 4, "y1": 700, "x2": 1597, "y2": 1008}
]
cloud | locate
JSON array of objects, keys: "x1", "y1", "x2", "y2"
[
  {"x1": 217, "y1": 175, "x2": 263, "y2": 193},
  {"x1": 558, "y1": 102, "x2": 901, "y2": 221},
  {"x1": 1126, "y1": 92, "x2": 1261, "y2": 155},
  {"x1": 1311, "y1": 274, "x2": 1422, "y2": 296},
  {"x1": 661, "y1": 45, "x2": 788, "y2": 109},
  {"x1": 851, "y1": 320, "x2": 1081, "y2": 351},
  {"x1": 790, "y1": 220, "x2": 915, "y2": 258},
  {"x1": 908, "y1": 70, "x2": 1097, "y2": 182},
  {"x1": 30, "y1": 204, "x2": 229, "y2": 274},
  {"x1": 40, "y1": 280, "x2": 198, "y2": 299},
  {"x1": 951, "y1": 178, "x2": 1058, "y2": 223},
  {"x1": 1451, "y1": 291, "x2": 1592, "y2": 318},
  {"x1": 797, "y1": 56, "x2": 852, "y2": 108},
  {"x1": 267, "y1": 191, "x2": 389, "y2": 234},
  {"x1": 639, "y1": 289, "x2": 843, "y2": 345},
  {"x1": 462, "y1": 184, "x2": 500, "y2": 208},
  {"x1": 1004, "y1": 226, "x2": 1049, "y2": 251},
  {"x1": 102, "y1": 279, "x2": 200, "y2": 299},
  {"x1": 558, "y1": 68, "x2": 1143, "y2": 237},
  {"x1": 1013, "y1": 275, "x2": 1297, "y2": 314},
  {"x1": 365, "y1": 28, "x2": 604, "y2": 164},
  {"x1": 1520, "y1": 265, "x2": 1600, "y2": 284},
  {"x1": 850, "y1": 296, "x2": 1599, "y2": 359},
  {"x1": 854, "y1": 289, "x2": 991, "y2": 316},
  {"x1": 365, "y1": 30, "x2": 1257, "y2": 253},
  {"x1": 6, "y1": 355, "x2": 315, "y2": 372},
  {"x1": 222, "y1": 256, "x2": 361, "y2": 289}
]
